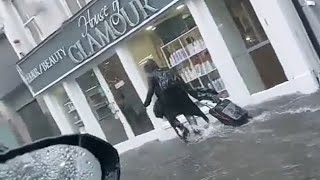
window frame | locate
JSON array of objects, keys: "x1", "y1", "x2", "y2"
[
  {"x1": 11, "y1": 0, "x2": 44, "y2": 44},
  {"x1": 64, "y1": 0, "x2": 88, "y2": 15}
]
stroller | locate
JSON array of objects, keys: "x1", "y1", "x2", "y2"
[{"x1": 189, "y1": 87, "x2": 250, "y2": 127}]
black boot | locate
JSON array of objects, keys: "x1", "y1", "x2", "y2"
[{"x1": 178, "y1": 124, "x2": 189, "y2": 141}]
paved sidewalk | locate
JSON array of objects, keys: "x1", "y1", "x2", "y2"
[{"x1": 120, "y1": 92, "x2": 320, "y2": 180}]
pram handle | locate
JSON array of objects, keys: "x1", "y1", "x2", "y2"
[{"x1": 187, "y1": 87, "x2": 222, "y2": 104}]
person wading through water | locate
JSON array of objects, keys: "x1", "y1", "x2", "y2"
[{"x1": 143, "y1": 59, "x2": 211, "y2": 142}]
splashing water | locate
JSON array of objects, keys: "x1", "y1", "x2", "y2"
[
  {"x1": 249, "y1": 105, "x2": 320, "y2": 124},
  {"x1": 186, "y1": 104, "x2": 320, "y2": 144},
  {"x1": 186, "y1": 123, "x2": 235, "y2": 144},
  {"x1": 277, "y1": 106, "x2": 320, "y2": 114}
]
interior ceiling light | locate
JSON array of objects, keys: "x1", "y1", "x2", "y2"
[
  {"x1": 176, "y1": 4, "x2": 185, "y2": 10},
  {"x1": 146, "y1": 26, "x2": 154, "y2": 31},
  {"x1": 182, "y1": 14, "x2": 190, "y2": 19}
]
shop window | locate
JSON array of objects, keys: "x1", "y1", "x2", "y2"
[
  {"x1": 155, "y1": 13, "x2": 197, "y2": 44},
  {"x1": 0, "y1": 121, "x2": 20, "y2": 149},
  {"x1": 51, "y1": 86, "x2": 85, "y2": 134},
  {"x1": 12, "y1": 0, "x2": 43, "y2": 44},
  {"x1": 127, "y1": 3, "x2": 229, "y2": 97},
  {"x1": 37, "y1": 97, "x2": 62, "y2": 136},
  {"x1": 17, "y1": 100, "x2": 56, "y2": 141},
  {"x1": 226, "y1": 0, "x2": 268, "y2": 49},
  {"x1": 206, "y1": 0, "x2": 287, "y2": 93},
  {"x1": 65, "y1": 0, "x2": 88, "y2": 14}
]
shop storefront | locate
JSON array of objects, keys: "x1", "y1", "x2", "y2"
[
  {"x1": 127, "y1": 5, "x2": 229, "y2": 97},
  {"x1": 16, "y1": 0, "x2": 319, "y2": 151},
  {"x1": 185, "y1": 0, "x2": 319, "y2": 104},
  {"x1": 126, "y1": 0, "x2": 289, "y2": 98}
]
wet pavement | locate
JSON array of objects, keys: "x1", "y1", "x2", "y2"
[{"x1": 120, "y1": 92, "x2": 320, "y2": 180}]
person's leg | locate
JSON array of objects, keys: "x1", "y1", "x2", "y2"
[
  {"x1": 185, "y1": 115, "x2": 202, "y2": 134},
  {"x1": 166, "y1": 115, "x2": 189, "y2": 140},
  {"x1": 163, "y1": 117, "x2": 181, "y2": 137},
  {"x1": 198, "y1": 111, "x2": 210, "y2": 124},
  {"x1": 186, "y1": 115, "x2": 198, "y2": 126},
  {"x1": 191, "y1": 110, "x2": 212, "y2": 129}
]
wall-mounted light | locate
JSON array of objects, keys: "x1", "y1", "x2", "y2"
[
  {"x1": 146, "y1": 26, "x2": 153, "y2": 31},
  {"x1": 176, "y1": 4, "x2": 185, "y2": 10},
  {"x1": 182, "y1": 14, "x2": 191, "y2": 20}
]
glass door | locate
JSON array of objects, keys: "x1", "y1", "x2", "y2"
[
  {"x1": 98, "y1": 54, "x2": 154, "y2": 136},
  {"x1": 76, "y1": 70, "x2": 128, "y2": 145}
]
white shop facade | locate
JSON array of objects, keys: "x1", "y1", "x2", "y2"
[{"x1": 16, "y1": 0, "x2": 320, "y2": 152}]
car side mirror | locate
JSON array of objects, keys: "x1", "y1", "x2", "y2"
[{"x1": 0, "y1": 134, "x2": 120, "y2": 180}]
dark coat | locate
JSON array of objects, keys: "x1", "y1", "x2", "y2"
[{"x1": 144, "y1": 68, "x2": 204, "y2": 118}]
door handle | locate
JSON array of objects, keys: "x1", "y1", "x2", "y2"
[
  {"x1": 108, "y1": 102, "x2": 120, "y2": 119},
  {"x1": 109, "y1": 102, "x2": 119, "y2": 114},
  {"x1": 304, "y1": 0, "x2": 316, "y2": 6}
]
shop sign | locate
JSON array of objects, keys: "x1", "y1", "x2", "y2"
[
  {"x1": 17, "y1": 0, "x2": 179, "y2": 96},
  {"x1": 114, "y1": 80, "x2": 125, "y2": 89}
]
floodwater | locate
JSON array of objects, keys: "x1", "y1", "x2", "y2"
[{"x1": 121, "y1": 94, "x2": 320, "y2": 180}]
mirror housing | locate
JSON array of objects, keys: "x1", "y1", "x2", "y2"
[{"x1": 0, "y1": 134, "x2": 120, "y2": 180}]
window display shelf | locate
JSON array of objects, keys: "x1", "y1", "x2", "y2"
[
  {"x1": 64, "y1": 101, "x2": 77, "y2": 114},
  {"x1": 185, "y1": 68, "x2": 217, "y2": 83},
  {"x1": 67, "y1": 108, "x2": 77, "y2": 114},
  {"x1": 64, "y1": 101, "x2": 72, "y2": 106},
  {"x1": 85, "y1": 85, "x2": 97, "y2": 93},
  {"x1": 171, "y1": 47, "x2": 207, "y2": 68},
  {"x1": 74, "y1": 120, "x2": 84, "y2": 127},
  {"x1": 92, "y1": 101, "x2": 108, "y2": 109},
  {"x1": 98, "y1": 112, "x2": 114, "y2": 121},
  {"x1": 161, "y1": 26, "x2": 207, "y2": 69},
  {"x1": 160, "y1": 26, "x2": 228, "y2": 96}
]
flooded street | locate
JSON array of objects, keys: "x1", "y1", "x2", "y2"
[
  {"x1": 1, "y1": 0, "x2": 320, "y2": 178},
  {"x1": 121, "y1": 93, "x2": 320, "y2": 180}
]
